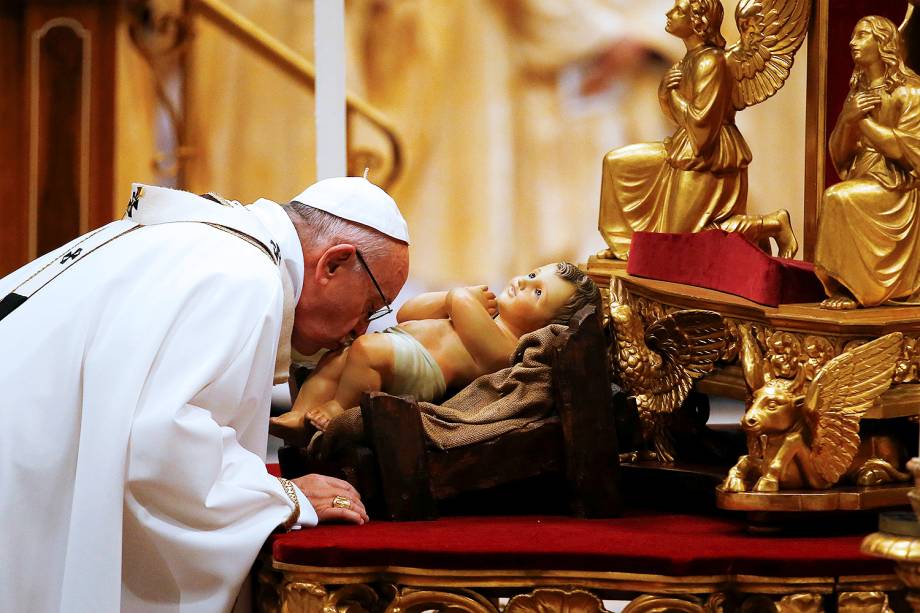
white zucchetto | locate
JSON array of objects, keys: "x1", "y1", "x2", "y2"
[{"x1": 290, "y1": 177, "x2": 410, "y2": 244}]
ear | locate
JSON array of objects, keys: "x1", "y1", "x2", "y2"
[{"x1": 313, "y1": 244, "x2": 357, "y2": 285}]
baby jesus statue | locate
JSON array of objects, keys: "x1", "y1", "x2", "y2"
[{"x1": 270, "y1": 262, "x2": 599, "y2": 442}]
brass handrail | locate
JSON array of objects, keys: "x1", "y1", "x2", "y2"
[{"x1": 189, "y1": 0, "x2": 403, "y2": 189}]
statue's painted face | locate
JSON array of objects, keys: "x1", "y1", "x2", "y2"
[
  {"x1": 666, "y1": 0, "x2": 694, "y2": 39},
  {"x1": 497, "y1": 264, "x2": 576, "y2": 333},
  {"x1": 850, "y1": 21, "x2": 881, "y2": 67}
]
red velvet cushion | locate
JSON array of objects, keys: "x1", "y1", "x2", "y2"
[
  {"x1": 266, "y1": 463, "x2": 281, "y2": 477},
  {"x1": 626, "y1": 230, "x2": 826, "y2": 307},
  {"x1": 271, "y1": 513, "x2": 888, "y2": 577}
]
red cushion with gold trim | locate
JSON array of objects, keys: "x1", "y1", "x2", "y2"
[
  {"x1": 626, "y1": 230, "x2": 826, "y2": 307},
  {"x1": 271, "y1": 513, "x2": 886, "y2": 577}
]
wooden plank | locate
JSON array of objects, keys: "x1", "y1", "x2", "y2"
[
  {"x1": 427, "y1": 419, "x2": 563, "y2": 500},
  {"x1": 361, "y1": 391, "x2": 437, "y2": 521},
  {"x1": 555, "y1": 306, "x2": 623, "y2": 517}
]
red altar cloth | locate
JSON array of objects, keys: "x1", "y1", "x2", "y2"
[
  {"x1": 626, "y1": 230, "x2": 826, "y2": 307},
  {"x1": 271, "y1": 513, "x2": 887, "y2": 577}
]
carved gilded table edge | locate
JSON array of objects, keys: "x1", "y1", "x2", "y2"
[
  {"x1": 257, "y1": 556, "x2": 901, "y2": 613},
  {"x1": 269, "y1": 560, "x2": 898, "y2": 594}
]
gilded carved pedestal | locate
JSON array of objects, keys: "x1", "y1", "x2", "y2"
[
  {"x1": 256, "y1": 556, "x2": 900, "y2": 613},
  {"x1": 589, "y1": 260, "x2": 918, "y2": 513}
]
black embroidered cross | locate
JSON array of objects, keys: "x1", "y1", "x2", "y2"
[
  {"x1": 270, "y1": 240, "x2": 281, "y2": 262},
  {"x1": 126, "y1": 187, "x2": 143, "y2": 218},
  {"x1": 60, "y1": 248, "x2": 82, "y2": 265}
]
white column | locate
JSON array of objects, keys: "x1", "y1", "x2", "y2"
[{"x1": 314, "y1": 0, "x2": 347, "y2": 179}]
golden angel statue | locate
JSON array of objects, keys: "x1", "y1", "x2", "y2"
[
  {"x1": 815, "y1": 16, "x2": 920, "y2": 309},
  {"x1": 598, "y1": 0, "x2": 808, "y2": 260},
  {"x1": 722, "y1": 328, "x2": 906, "y2": 492}
]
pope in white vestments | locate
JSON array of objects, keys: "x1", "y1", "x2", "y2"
[{"x1": 0, "y1": 180, "x2": 409, "y2": 612}]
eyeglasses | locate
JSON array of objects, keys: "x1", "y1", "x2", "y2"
[{"x1": 355, "y1": 250, "x2": 393, "y2": 322}]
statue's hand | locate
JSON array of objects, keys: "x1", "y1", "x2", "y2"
[
  {"x1": 664, "y1": 66, "x2": 682, "y2": 90},
  {"x1": 856, "y1": 91, "x2": 882, "y2": 111},
  {"x1": 840, "y1": 94, "x2": 861, "y2": 123},
  {"x1": 467, "y1": 285, "x2": 498, "y2": 317},
  {"x1": 841, "y1": 91, "x2": 881, "y2": 123}
]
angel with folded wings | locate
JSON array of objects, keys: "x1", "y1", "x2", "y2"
[{"x1": 598, "y1": 0, "x2": 808, "y2": 261}]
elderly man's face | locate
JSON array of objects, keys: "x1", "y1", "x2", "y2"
[{"x1": 292, "y1": 243, "x2": 408, "y2": 355}]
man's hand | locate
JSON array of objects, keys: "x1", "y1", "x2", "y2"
[
  {"x1": 465, "y1": 285, "x2": 498, "y2": 317},
  {"x1": 291, "y1": 474, "x2": 369, "y2": 524}
]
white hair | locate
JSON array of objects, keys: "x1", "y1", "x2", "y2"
[{"x1": 284, "y1": 201, "x2": 393, "y2": 264}]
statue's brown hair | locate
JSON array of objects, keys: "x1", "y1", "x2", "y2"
[{"x1": 548, "y1": 262, "x2": 601, "y2": 325}]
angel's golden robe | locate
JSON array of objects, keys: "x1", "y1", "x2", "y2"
[
  {"x1": 815, "y1": 79, "x2": 920, "y2": 306},
  {"x1": 598, "y1": 45, "x2": 753, "y2": 259}
]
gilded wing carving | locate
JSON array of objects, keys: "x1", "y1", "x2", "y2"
[
  {"x1": 726, "y1": 0, "x2": 810, "y2": 111},
  {"x1": 644, "y1": 310, "x2": 727, "y2": 379},
  {"x1": 633, "y1": 310, "x2": 725, "y2": 417},
  {"x1": 804, "y1": 333, "x2": 903, "y2": 484},
  {"x1": 608, "y1": 280, "x2": 726, "y2": 462}
]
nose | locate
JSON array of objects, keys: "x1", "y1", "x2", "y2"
[{"x1": 743, "y1": 414, "x2": 759, "y2": 429}]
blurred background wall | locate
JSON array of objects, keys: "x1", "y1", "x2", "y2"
[
  {"x1": 1, "y1": 0, "x2": 807, "y2": 294},
  {"x1": 180, "y1": 0, "x2": 806, "y2": 291}
]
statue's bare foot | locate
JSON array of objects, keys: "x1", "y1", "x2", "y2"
[
  {"x1": 595, "y1": 248, "x2": 629, "y2": 261},
  {"x1": 269, "y1": 411, "x2": 309, "y2": 445},
  {"x1": 721, "y1": 472, "x2": 748, "y2": 492},
  {"x1": 772, "y1": 209, "x2": 798, "y2": 258},
  {"x1": 820, "y1": 294, "x2": 859, "y2": 310},
  {"x1": 305, "y1": 400, "x2": 345, "y2": 431},
  {"x1": 753, "y1": 475, "x2": 779, "y2": 492}
]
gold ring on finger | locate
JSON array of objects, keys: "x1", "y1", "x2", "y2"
[{"x1": 332, "y1": 495, "x2": 351, "y2": 510}]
